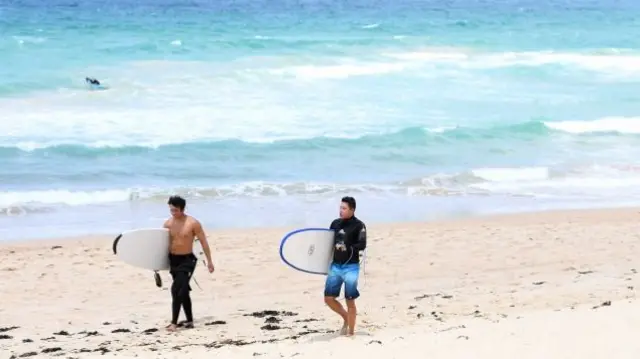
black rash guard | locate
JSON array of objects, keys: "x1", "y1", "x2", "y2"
[{"x1": 330, "y1": 216, "x2": 367, "y2": 265}]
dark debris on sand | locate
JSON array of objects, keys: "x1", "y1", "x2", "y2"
[
  {"x1": 206, "y1": 339, "x2": 255, "y2": 348},
  {"x1": 0, "y1": 334, "x2": 12, "y2": 340},
  {"x1": 9, "y1": 311, "x2": 334, "y2": 356},
  {"x1": 260, "y1": 324, "x2": 282, "y2": 331},
  {"x1": 11, "y1": 352, "x2": 37, "y2": 358},
  {"x1": 161, "y1": 328, "x2": 333, "y2": 351},
  {"x1": 10, "y1": 326, "x2": 336, "y2": 357},
  {"x1": 41, "y1": 347, "x2": 63, "y2": 354},
  {"x1": 285, "y1": 329, "x2": 332, "y2": 341},
  {"x1": 414, "y1": 293, "x2": 453, "y2": 301},
  {"x1": 93, "y1": 347, "x2": 111, "y2": 354},
  {"x1": 593, "y1": 300, "x2": 612, "y2": 309},
  {"x1": 244, "y1": 310, "x2": 298, "y2": 318},
  {"x1": 205, "y1": 320, "x2": 227, "y2": 326},
  {"x1": 0, "y1": 326, "x2": 19, "y2": 333},
  {"x1": 438, "y1": 325, "x2": 466, "y2": 333}
]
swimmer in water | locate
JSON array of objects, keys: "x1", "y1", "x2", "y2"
[{"x1": 85, "y1": 77, "x2": 101, "y2": 86}]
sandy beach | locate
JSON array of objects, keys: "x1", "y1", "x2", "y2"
[{"x1": 2, "y1": 207, "x2": 640, "y2": 358}]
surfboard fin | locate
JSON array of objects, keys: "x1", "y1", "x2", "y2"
[
  {"x1": 154, "y1": 271, "x2": 162, "y2": 288},
  {"x1": 112, "y1": 234, "x2": 122, "y2": 254}
]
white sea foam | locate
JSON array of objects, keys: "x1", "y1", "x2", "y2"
[
  {"x1": 2, "y1": 114, "x2": 640, "y2": 151},
  {"x1": 544, "y1": 117, "x2": 640, "y2": 134},
  {"x1": 268, "y1": 61, "x2": 406, "y2": 79},
  {"x1": 1, "y1": 47, "x2": 639, "y2": 151},
  {"x1": 384, "y1": 48, "x2": 640, "y2": 75},
  {"x1": 0, "y1": 58, "x2": 409, "y2": 148},
  {"x1": 4, "y1": 164, "x2": 640, "y2": 214}
]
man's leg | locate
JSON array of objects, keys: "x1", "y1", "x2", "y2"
[
  {"x1": 168, "y1": 271, "x2": 190, "y2": 331},
  {"x1": 343, "y1": 264, "x2": 361, "y2": 336},
  {"x1": 182, "y1": 293, "x2": 193, "y2": 327},
  {"x1": 324, "y1": 265, "x2": 348, "y2": 334},
  {"x1": 182, "y1": 273, "x2": 194, "y2": 328},
  {"x1": 166, "y1": 271, "x2": 179, "y2": 331}
]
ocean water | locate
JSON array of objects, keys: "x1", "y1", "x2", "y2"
[{"x1": 2, "y1": 0, "x2": 640, "y2": 240}]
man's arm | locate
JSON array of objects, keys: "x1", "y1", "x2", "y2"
[
  {"x1": 351, "y1": 223, "x2": 367, "y2": 251},
  {"x1": 330, "y1": 219, "x2": 342, "y2": 247},
  {"x1": 329, "y1": 219, "x2": 339, "y2": 230},
  {"x1": 163, "y1": 219, "x2": 171, "y2": 252},
  {"x1": 194, "y1": 220, "x2": 213, "y2": 265}
]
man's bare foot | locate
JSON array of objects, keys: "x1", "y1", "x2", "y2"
[
  {"x1": 166, "y1": 324, "x2": 178, "y2": 332},
  {"x1": 182, "y1": 321, "x2": 194, "y2": 329},
  {"x1": 339, "y1": 322, "x2": 348, "y2": 335}
]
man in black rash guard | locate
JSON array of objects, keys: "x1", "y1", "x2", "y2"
[{"x1": 323, "y1": 196, "x2": 367, "y2": 336}]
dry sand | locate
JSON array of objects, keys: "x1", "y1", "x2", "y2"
[{"x1": 2, "y1": 207, "x2": 640, "y2": 358}]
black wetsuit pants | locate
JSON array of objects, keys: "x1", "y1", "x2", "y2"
[{"x1": 169, "y1": 253, "x2": 197, "y2": 325}]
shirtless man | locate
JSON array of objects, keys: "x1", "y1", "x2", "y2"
[{"x1": 163, "y1": 195, "x2": 214, "y2": 332}]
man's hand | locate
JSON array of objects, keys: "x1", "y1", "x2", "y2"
[
  {"x1": 335, "y1": 243, "x2": 347, "y2": 251},
  {"x1": 207, "y1": 262, "x2": 215, "y2": 273}
]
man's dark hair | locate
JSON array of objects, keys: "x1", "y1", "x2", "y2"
[
  {"x1": 168, "y1": 195, "x2": 186, "y2": 211},
  {"x1": 341, "y1": 196, "x2": 356, "y2": 211}
]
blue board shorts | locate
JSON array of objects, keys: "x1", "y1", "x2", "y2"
[{"x1": 324, "y1": 262, "x2": 360, "y2": 300}]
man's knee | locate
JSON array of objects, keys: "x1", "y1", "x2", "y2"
[
  {"x1": 171, "y1": 284, "x2": 180, "y2": 298},
  {"x1": 324, "y1": 296, "x2": 337, "y2": 305}
]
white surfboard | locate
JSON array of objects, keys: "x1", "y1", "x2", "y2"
[
  {"x1": 112, "y1": 228, "x2": 205, "y2": 271},
  {"x1": 279, "y1": 228, "x2": 335, "y2": 275}
]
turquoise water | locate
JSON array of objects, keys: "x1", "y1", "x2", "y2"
[{"x1": 2, "y1": 0, "x2": 640, "y2": 239}]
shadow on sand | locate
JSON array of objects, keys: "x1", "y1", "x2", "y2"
[{"x1": 305, "y1": 330, "x2": 371, "y2": 343}]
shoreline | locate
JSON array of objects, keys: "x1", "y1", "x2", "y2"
[
  {"x1": 2, "y1": 206, "x2": 639, "y2": 358},
  {"x1": 2, "y1": 204, "x2": 639, "y2": 245}
]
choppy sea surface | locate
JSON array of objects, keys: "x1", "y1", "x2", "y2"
[{"x1": 2, "y1": 0, "x2": 640, "y2": 240}]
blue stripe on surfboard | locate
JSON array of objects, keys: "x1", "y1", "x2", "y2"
[{"x1": 279, "y1": 227, "x2": 334, "y2": 276}]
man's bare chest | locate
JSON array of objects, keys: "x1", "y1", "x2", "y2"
[{"x1": 169, "y1": 223, "x2": 193, "y2": 239}]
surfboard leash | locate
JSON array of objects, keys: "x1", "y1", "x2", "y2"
[
  {"x1": 193, "y1": 257, "x2": 207, "y2": 290},
  {"x1": 361, "y1": 249, "x2": 368, "y2": 287},
  {"x1": 192, "y1": 275, "x2": 203, "y2": 290}
]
